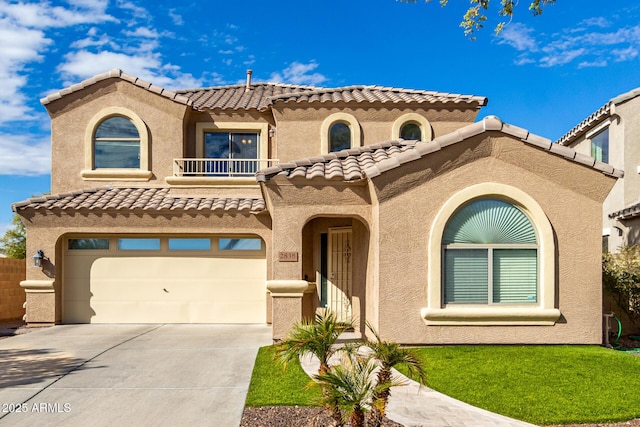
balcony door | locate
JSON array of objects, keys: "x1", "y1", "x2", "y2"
[{"x1": 204, "y1": 131, "x2": 259, "y2": 176}]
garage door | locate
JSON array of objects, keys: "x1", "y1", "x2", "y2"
[{"x1": 63, "y1": 236, "x2": 266, "y2": 324}]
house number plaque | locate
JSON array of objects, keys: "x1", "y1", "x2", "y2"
[{"x1": 278, "y1": 251, "x2": 298, "y2": 262}]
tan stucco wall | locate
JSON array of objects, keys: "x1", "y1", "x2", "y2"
[
  {"x1": 0, "y1": 258, "x2": 26, "y2": 321},
  {"x1": 271, "y1": 104, "x2": 481, "y2": 162},
  {"x1": 19, "y1": 209, "x2": 272, "y2": 324},
  {"x1": 47, "y1": 80, "x2": 188, "y2": 193},
  {"x1": 371, "y1": 134, "x2": 615, "y2": 344}
]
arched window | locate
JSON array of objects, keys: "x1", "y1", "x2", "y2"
[
  {"x1": 320, "y1": 113, "x2": 361, "y2": 154},
  {"x1": 94, "y1": 116, "x2": 140, "y2": 169},
  {"x1": 392, "y1": 113, "x2": 432, "y2": 142},
  {"x1": 400, "y1": 122, "x2": 422, "y2": 141},
  {"x1": 329, "y1": 122, "x2": 351, "y2": 152},
  {"x1": 443, "y1": 199, "x2": 538, "y2": 305},
  {"x1": 423, "y1": 184, "x2": 559, "y2": 325}
]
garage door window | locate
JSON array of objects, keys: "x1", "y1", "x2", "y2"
[
  {"x1": 68, "y1": 239, "x2": 110, "y2": 250},
  {"x1": 168, "y1": 238, "x2": 211, "y2": 251},
  {"x1": 118, "y1": 238, "x2": 161, "y2": 251},
  {"x1": 219, "y1": 238, "x2": 261, "y2": 251}
]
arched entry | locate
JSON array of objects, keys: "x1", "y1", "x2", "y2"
[{"x1": 301, "y1": 216, "x2": 369, "y2": 331}]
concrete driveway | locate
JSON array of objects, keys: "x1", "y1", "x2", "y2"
[{"x1": 0, "y1": 324, "x2": 272, "y2": 427}]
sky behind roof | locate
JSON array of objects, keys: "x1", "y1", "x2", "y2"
[{"x1": 1, "y1": 0, "x2": 640, "y2": 235}]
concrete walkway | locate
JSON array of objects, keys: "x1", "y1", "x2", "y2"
[
  {"x1": 0, "y1": 324, "x2": 272, "y2": 427},
  {"x1": 299, "y1": 352, "x2": 539, "y2": 427}
]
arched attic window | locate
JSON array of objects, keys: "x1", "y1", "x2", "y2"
[
  {"x1": 320, "y1": 113, "x2": 361, "y2": 154},
  {"x1": 329, "y1": 122, "x2": 351, "y2": 152}
]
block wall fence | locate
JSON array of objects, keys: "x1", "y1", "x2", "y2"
[{"x1": 0, "y1": 258, "x2": 26, "y2": 322}]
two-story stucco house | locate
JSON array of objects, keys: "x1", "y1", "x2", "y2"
[
  {"x1": 13, "y1": 69, "x2": 621, "y2": 344},
  {"x1": 557, "y1": 87, "x2": 640, "y2": 253}
]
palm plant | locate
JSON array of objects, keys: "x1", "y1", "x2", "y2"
[
  {"x1": 274, "y1": 310, "x2": 354, "y2": 425},
  {"x1": 365, "y1": 323, "x2": 428, "y2": 427},
  {"x1": 312, "y1": 354, "x2": 386, "y2": 427}
]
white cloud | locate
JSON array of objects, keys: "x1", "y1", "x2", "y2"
[
  {"x1": 0, "y1": 0, "x2": 117, "y2": 127},
  {"x1": 498, "y1": 23, "x2": 537, "y2": 51},
  {"x1": 0, "y1": 132, "x2": 51, "y2": 176},
  {"x1": 58, "y1": 50, "x2": 202, "y2": 89},
  {"x1": 579, "y1": 17, "x2": 611, "y2": 28},
  {"x1": 0, "y1": 0, "x2": 116, "y2": 28},
  {"x1": 578, "y1": 59, "x2": 608, "y2": 68},
  {"x1": 168, "y1": 9, "x2": 183, "y2": 25},
  {"x1": 498, "y1": 14, "x2": 640, "y2": 68},
  {"x1": 0, "y1": 20, "x2": 51, "y2": 124},
  {"x1": 540, "y1": 48, "x2": 586, "y2": 67},
  {"x1": 270, "y1": 62, "x2": 327, "y2": 86},
  {"x1": 123, "y1": 27, "x2": 163, "y2": 38},
  {"x1": 612, "y1": 46, "x2": 639, "y2": 62},
  {"x1": 115, "y1": 0, "x2": 148, "y2": 20}
]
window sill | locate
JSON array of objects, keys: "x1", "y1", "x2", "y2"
[
  {"x1": 420, "y1": 307, "x2": 561, "y2": 326},
  {"x1": 81, "y1": 169, "x2": 153, "y2": 181}
]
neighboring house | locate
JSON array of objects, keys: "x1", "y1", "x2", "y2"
[
  {"x1": 13, "y1": 69, "x2": 620, "y2": 344},
  {"x1": 557, "y1": 88, "x2": 640, "y2": 253}
]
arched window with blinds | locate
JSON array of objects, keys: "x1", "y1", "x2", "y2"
[{"x1": 442, "y1": 199, "x2": 538, "y2": 305}]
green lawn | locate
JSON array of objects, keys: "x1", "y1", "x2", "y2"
[
  {"x1": 404, "y1": 345, "x2": 640, "y2": 426},
  {"x1": 245, "y1": 346, "x2": 321, "y2": 407},
  {"x1": 247, "y1": 345, "x2": 640, "y2": 425}
]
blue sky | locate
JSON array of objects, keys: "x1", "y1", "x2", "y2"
[{"x1": 1, "y1": 0, "x2": 640, "y2": 234}]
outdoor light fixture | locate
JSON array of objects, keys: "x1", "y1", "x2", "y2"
[{"x1": 32, "y1": 250, "x2": 44, "y2": 268}]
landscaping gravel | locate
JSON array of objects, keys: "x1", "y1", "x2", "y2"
[
  {"x1": 240, "y1": 406, "x2": 403, "y2": 427},
  {"x1": 241, "y1": 407, "x2": 640, "y2": 427}
]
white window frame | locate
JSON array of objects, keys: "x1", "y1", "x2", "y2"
[{"x1": 422, "y1": 183, "x2": 560, "y2": 325}]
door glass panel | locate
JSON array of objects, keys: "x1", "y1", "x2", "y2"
[{"x1": 204, "y1": 132, "x2": 231, "y2": 159}]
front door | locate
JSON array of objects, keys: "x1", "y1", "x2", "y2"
[{"x1": 326, "y1": 227, "x2": 353, "y2": 322}]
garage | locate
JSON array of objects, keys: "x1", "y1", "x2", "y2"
[{"x1": 62, "y1": 235, "x2": 267, "y2": 324}]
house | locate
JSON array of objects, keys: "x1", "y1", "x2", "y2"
[
  {"x1": 556, "y1": 88, "x2": 640, "y2": 253},
  {"x1": 13, "y1": 69, "x2": 621, "y2": 344},
  {"x1": 556, "y1": 87, "x2": 640, "y2": 334}
]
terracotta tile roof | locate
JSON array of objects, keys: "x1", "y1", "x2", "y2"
[
  {"x1": 554, "y1": 103, "x2": 610, "y2": 146},
  {"x1": 40, "y1": 69, "x2": 488, "y2": 112},
  {"x1": 175, "y1": 82, "x2": 319, "y2": 111},
  {"x1": 256, "y1": 141, "x2": 416, "y2": 182},
  {"x1": 12, "y1": 187, "x2": 266, "y2": 214},
  {"x1": 609, "y1": 202, "x2": 640, "y2": 220},
  {"x1": 257, "y1": 116, "x2": 624, "y2": 183},
  {"x1": 40, "y1": 69, "x2": 193, "y2": 107},
  {"x1": 556, "y1": 86, "x2": 640, "y2": 146},
  {"x1": 262, "y1": 85, "x2": 488, "y2": 110}
]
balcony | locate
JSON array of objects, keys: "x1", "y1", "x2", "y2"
[{"x1": 167, "y1": 158, "x2": 279, "y2": 188}]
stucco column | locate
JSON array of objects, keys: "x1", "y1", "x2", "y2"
[
  {"x1": 267, "y1": 280, "x2": 315, "y2": 340},
  {"x1": 21, "y1": 236, "x2": 56, "y2": 326}
]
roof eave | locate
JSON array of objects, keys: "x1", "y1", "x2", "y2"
[{"x1": 40, "y1": 69, "x2": 194, "y2": 108}]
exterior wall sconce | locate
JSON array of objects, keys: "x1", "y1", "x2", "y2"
[{"x1": 32, "y1": 250, "x2": 44, "y2": 268}]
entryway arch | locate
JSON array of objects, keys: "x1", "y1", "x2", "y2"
[{"x1": 301, "y1": 215, "x2": 370, "y2": 335}]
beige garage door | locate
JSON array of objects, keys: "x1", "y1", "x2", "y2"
[{"x1": 63, "y1": 236, "x2": 266, "y2": 324}]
